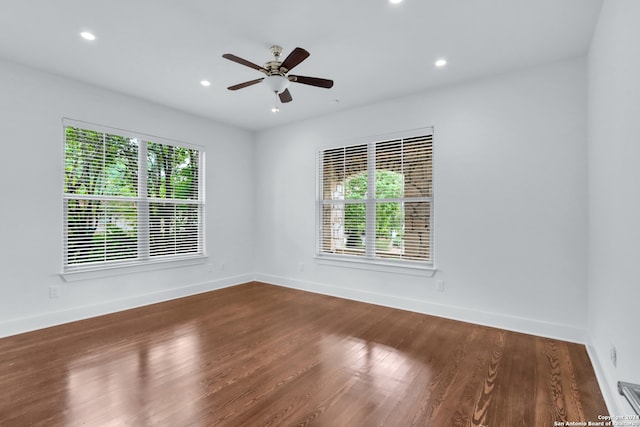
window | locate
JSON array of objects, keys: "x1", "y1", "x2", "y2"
[
  {"x1": 317, "y1": 131, "x2": 433, "y2": 267},
  {"x1": 63, "y1": 119, "x2": 205, "y2": 272}
]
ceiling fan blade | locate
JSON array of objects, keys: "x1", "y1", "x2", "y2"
[
  {"x1": 289, "y1": 75, "x2": 334, "y2": 89},
  {"x1": 279, "y1": 89, "x2": 293, "y2": 103},
  {"x1": 279, "y1": 47, "x2": 310, "y2": 72},
  {"x1": 222, "y1": 53, "x2": 267, "y2": 73},
  {"x1": 227, "y1": 78, "x2": 264, "y2": 90}
]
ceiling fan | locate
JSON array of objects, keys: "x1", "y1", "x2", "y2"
[{"x1": 222, "y1": 45, "x2": 334, "y2": 104}]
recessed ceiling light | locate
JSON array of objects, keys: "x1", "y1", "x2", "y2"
[
  {"x1": 389, "y1": 0, "x2": 403, "y2": 4},
  {"x1": 80, "y1": 31, "x2": 96, "y2": 41},
  {"x1": 435, "y1": 59, "x2": 447, "y2": 67},
  {"x1": 200, "y1": 80, "x2": 211, "y2": 87},
  {"x1": 271, "y1": 106, "x2": 280, "y2": 113}
]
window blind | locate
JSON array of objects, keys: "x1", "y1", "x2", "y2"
[
  {"x1": 147, "y1": 141, "x2": 202, "y2": 258},
  {"x1": 63, "y1": 120, "x2": 205, "y2": 272},
  {"x1": 317, "y1": 131, "x2": 433, "y2": 266}
]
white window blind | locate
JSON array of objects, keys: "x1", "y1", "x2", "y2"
[
  {"x1": 317, "y1": 131, "x2": 433, "y2": 266},
  {"x1": 63, "y1": 120, "x2": 205, "y2": 272}
]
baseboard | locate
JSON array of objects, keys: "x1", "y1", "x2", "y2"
[
  {"x1": 0, "y1": 274, "x2": 253, "y2": 339},
  {"x1": 1, "y1": 272, "x2": 587, "y2": 345},
  {"x1": 254, "y1": 273, "x2": 588, "y2": 344},
  {"x1": 585, "y1": 340, "x2": 630, "y2": 416}
]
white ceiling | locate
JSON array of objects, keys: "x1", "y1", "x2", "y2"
[{"x1": 0, "y1": 0, "x2": 602, "y2": 131}]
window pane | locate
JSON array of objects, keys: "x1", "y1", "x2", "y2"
[
  {"x1": 403, "y1": 136, "x2": 432, "y2": 198},
  {"x1": 147, "y1": 142, "x2": 199, "y2": 200},
  {"x1": 375, "y1": 136, "x2": 432, "y2": 199},
  {"x1": 64, "y1": 127, "x2": 138, "y2": 197},
  {"x1": 374, "y1": 170, "x2": 403, "y2": 199},
  {"x1": 322, "y1": 144, "x2": 367, "y2": 200},
  {"x1": 403, "y1": 201, "x2": 431, "y2": 261},
  {"x1": 322, "y1": 148, "x2": 344, "y2": 200},
  {"x1": 102, "y1": 134, "x2": 139, "y2": 197},
  {"x1": 321, "y1": 202, "x2": 366, "y2": 256},
  {"x1": 150, "y1": 202, "x2": 200, "y2": 257},
  {"x1": 375, "y1": 201, "x2": 431, "y2": 261},
  {"x1": 375, "y1": 139, "x2": 403, "y2": 198},
  {"x1": 345, "y1": 172, "x2": 367, "y2": 200},
  {"x1": 375, "y1": 202, "x2": 404, "y2": 257},
  {"x1": 66, "y1": 199, "x2": 138, "y2": 265}
]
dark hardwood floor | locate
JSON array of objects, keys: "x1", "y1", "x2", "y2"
[{"x1": 0, "y1": 282, "x2": 607, "y2": 426}]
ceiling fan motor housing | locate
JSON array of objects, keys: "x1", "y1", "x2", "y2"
[{"x1": 263, "y1": 46, "x2": 289, "y2": 93}]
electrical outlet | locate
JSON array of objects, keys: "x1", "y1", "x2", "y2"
[
  {"x1": 298, "y1": 262, "x2": 305, "y2": 272},
  {"x1": 436, "y1": 280, "x2": 445, "y2": 292},
  {"x1": 49, "y1": 285, "x2": 61, "y2": 299},
  {"x1": 610, "y1": 345, "x2": 617, "y2": 368}
]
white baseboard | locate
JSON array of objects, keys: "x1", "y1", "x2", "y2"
[
  {"x1": 0, "y1": 274, "x2": 253, "y2": 339},
  {"x1": 254, "y1": 273, "x2": 588, "y2": 344},
  {"x1": 585, "y1": 339, "x2": 636, "y2": 416},
  {"x1": 1, "y1": 272, "x2": 587, "y2": 346},
  {"x1": 586, "y1": 343, "x2": 621, "y2": 415}
]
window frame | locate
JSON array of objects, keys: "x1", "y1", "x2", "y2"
[
  {"x1": 61, "y1": 118, "x2": 206, "y2": 278},
  {"x1": 316, "y1": 129, "x2": 435, "y2": 272}
]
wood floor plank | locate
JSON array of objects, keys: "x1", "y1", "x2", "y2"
[
  {"x1": 0, "y1": 282, "x2": 608, "y2": 426},
  {"x1": 482, "y1": 330, "x2": 536, "y2": 426}
]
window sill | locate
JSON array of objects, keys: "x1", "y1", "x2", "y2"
[
  {"x1": 314, "y1": 254, "x2": 436, "y2": 277},
  {"x1": 60, "y1": 255, "x2": 208, "y2": 282}
]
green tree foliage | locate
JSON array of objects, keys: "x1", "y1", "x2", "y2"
[
  {"x1": 344, "y1": 170, "x2": 403, "y2": 248},
  {"x1": 65, "y1": 128, "x2": 138, "y2": 197},
  {"x1": 147, "y1": 142, "x2": 198, "y2": 200}
]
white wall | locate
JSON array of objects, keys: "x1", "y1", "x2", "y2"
[
  {"x1": 0, "y1": 59, "x2": 255, "y2": 337},
  {"x1": 1, "y1": 23, "x2": 630, "y2": 414},
  {"x1": 588, "y1": 0, "x2": 640, "y2": 415},
  {"x1": 254, "y1": 58, "x2": 589, "y2": 343}
]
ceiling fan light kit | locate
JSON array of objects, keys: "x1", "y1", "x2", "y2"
[
  {"x1": 264, "y1": 75, "x2": 290, "y2": 94},
  {"x1": 223, "y1": 45, "x2": 334, "y2": 105}
]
